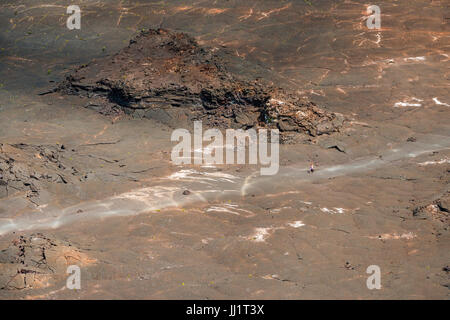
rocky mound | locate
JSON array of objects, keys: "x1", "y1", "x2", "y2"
[{"x1": 57, "y1": 28, "x2": 344, "y2": 137}]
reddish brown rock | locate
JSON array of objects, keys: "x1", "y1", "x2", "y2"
[{"x1": 57, "y1": 29, "x2": 345, "y2": 137}]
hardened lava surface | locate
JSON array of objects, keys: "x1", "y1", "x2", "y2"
[{"x1": 0, "y1": 0, "x2": 449, "y2": 299}]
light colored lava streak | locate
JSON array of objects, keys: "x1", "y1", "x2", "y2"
[{"x1": 1, "y1": 133, "x2": 450, "y2": 236}]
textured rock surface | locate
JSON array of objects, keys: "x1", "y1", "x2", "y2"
[
  {"x1": 413, "y1": 191, "x2": 450, "y2": 230},
  {"x1": 0, "y1": 143, "x2": 69, "y2": 204},
  {"x1": 0, "y1": 233, "x2": 94, "y2": 290}
]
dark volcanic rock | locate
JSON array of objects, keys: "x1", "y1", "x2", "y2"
[
  {"x1": 413, "y1": 191, "x2": 450, "y2": 230},
  {"x1": 0, "y1": 233, "x2": 94, "y2": 290},
  {"x1": 57, "y1": 28, "x2": 344, "y2": 136},
  {"x1": 436, "y1": 194, "x2": 450, "y2": 214},
  {"x1": 0, "y1": 143, "x2": 73, "y2": 204}
]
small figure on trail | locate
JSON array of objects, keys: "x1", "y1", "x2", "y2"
[{"x1": 308, "y1": 161, "x2": 315, "y2": 174}]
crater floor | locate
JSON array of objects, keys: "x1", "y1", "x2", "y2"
[{"x1": 0, "y1": 0, "x2": 449, "y2": 299}]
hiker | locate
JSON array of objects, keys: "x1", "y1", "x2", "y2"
[{"x1": 308, "y1": 161, "x2": 315, "y2": 174}]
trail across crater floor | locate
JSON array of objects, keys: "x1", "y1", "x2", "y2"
[{"x1": 1, "y1": 132, "x2": 448, "y2": 236}]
